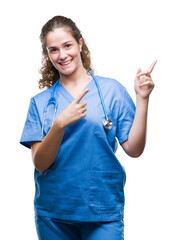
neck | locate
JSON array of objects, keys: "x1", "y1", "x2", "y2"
[{"x1": 59, "y1": 65, "x2": 89, "y2": 86}]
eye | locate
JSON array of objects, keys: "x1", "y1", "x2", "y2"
[
  {"x1": 49, "y1": 48, "x2": 57, "y2": 53},
  {"x1": 48, "y1": 47, "x2": 57, "y2": 53},
  {"x1": 65, "y1": 44, "x2": 71, "y2": 49}
]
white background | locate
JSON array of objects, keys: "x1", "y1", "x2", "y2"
[{"x1": 0, "y1": 0, "x2": 177, "y2": 239}]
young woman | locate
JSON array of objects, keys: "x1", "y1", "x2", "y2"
[{"x1": 20, "y1": 15, "x2": 157, "y2": 240}]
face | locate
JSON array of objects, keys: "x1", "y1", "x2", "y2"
[{"x1": 45, "y1": 27, "x2": 83, "y2": 76}]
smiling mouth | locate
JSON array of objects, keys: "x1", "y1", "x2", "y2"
[{"x1": 59, "y1": 59, "x2": 73, "y2": 66}]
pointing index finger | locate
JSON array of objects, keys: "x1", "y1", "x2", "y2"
[
  {"x1": 148, "y1": 60, "x2": 158, "y2": 73},
  {"x1": 75, "y1": 89, "x2": 89, "y2": 103}
]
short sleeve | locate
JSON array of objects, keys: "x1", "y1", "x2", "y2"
[
  {"x1": 20, "y1": 98, "x2": 43, "y2": 149},
  {"x1": 116, "y1": 89, "x2": 136, "y2": 145}
]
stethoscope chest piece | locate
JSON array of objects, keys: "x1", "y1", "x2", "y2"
[
  {"x1": 87, "y1": 70, "x2": 113, "y2": 131},
  {"x1": 41, "y1": 71, "x2": 114, "y2": 139},
  {"x1": 103, "y1": 117, "x2": 113, "y2": 130}
]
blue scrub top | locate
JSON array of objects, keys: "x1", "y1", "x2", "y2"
[{"x1": 20, "y1": 75, "x2": 135, "y2": 222}]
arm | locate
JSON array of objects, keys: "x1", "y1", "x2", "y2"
[
  {"x1": 31, "y1": 89, "x2": 89, "y2": 172},
  {"x1": 121, "y1": 60, "x2": 157, "y2": 157},
  {"x1": 121, "y1": 96, "x2": 149, "y2": 157},
  {"x1": 31, "y1": 120, "x2": 66, "y2": 172}
]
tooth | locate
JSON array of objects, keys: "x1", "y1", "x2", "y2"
[{"x1": 61, "y1": 60, "x2": 71, "y2": 65}]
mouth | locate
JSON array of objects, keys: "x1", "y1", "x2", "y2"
[{"x1": 59, "y1": 59, "x2": 73, "y2": 66}]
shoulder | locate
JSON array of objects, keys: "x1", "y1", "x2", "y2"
[
  {"x1": 30, "y1": 86, "x2": 52, "y2": 104},
  {"x1": 26, "y1": 86, "x2": 54, "y2": 114},
  {"x1": 96, "y1": 75, "x2": 126, "y2": 89},
  {"x1": 95, "y1": 75, "x2": 127, "y2": 96}
]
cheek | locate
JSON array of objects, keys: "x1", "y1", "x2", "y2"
[
  {"x1": 49, "y1": 54, "x2": 58, "y2": 63},
  {"x1": 70, "y1": 47, "x2": 81, "y2": 59}
]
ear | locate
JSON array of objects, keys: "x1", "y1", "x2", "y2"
[{"x1": 79, "y1": 38, "x2": 83, "y2": 52}]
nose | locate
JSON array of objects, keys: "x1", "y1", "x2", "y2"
[{"x1": 59, "y1": 49, "x2": 67, "y2": 60}]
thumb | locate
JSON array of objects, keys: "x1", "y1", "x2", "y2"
[{"x1": 136, "y1": 67, "x2": 142, "y2": 75}]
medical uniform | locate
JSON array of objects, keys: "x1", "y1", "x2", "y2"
[{"x1": 20, "y1": 74, "x2": 135, "y2": 239}]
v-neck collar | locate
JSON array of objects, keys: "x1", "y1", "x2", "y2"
[{"x1": 56, "y1": 77, "x2": 95, "y2": 103}]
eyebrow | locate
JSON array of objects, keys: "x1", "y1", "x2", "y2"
[{"x1": 48, "y1": 41, "x2": 73, "y2": 49}]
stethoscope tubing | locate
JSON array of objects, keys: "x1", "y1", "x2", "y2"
[
  {"x1": 41, "y1": 71, "x2": 112, "y2": 138},
  {"x1": 87, "y1": 70, "x2": 108, "y2": 120}
]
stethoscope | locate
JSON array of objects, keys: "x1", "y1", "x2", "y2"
[{"x1": 41, "y1": 70, "x2": 113, "y2": 139}]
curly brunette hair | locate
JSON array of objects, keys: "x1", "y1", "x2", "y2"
[{"x1": 39, "y1": 16, "x2": 94, "y2": 89}]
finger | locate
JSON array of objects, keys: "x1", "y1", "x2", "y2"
[
  {"x1": 137, "y1": 60, "x2": 158, "y2": 77},
  {"x1": 81, "y1": 107, "x2": 87, "y2": 113},
  {"x1": 80, "y1": 113, "x2": 87, "y2": 119},
  {"x1": 136, "y1": 70, "x2": 151, "y2": 78},
  {"x1": 139, "y1": 80, "x2": 154, "y2": 87},
  {"x1": 79, "y1": 101, "x2": 87, "y2": 107},
  {"x1": 148, "y1": 59, "x2": 158, "y2": 73},
  {"x1": 75, "y1": 89, "x2": 89, "y2": 103},
  {"x1": 138, "y1": 76, "x2": 152, "y2": 85}
]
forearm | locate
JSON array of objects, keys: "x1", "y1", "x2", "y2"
[
  {"x1": 122, "y1": 60, "x2": 157, "y2": 157},
  {"x1": 32, "y1": 89, "x2": 89, "y2": 172},
  {"x1": 32, "y1": 118, "x2": 66, "y2": 172},
  {"x1": 123, "y1": 95, "x2": 149, "y2": 157}
]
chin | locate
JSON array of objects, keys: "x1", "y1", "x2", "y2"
[{"x1": 57, "y1": 65, "x2": 80, "y2": 76}]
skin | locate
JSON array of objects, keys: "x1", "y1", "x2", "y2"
[
  {"x1": 31, "y1": 27, "x2": 157, "y2": 172},
  {"x1": 121, "y1": 60, "x2": 157, "y2": 157},
  {"x1": 46, "y1": 28, "x2": 91, "y2": 91},
  {"x1": 31, "y1": 28, "x2": 90, "y2": 172}
]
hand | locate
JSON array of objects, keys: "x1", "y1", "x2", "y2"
[
  {"x1": 134, "y1": 60, "x2": 157, "y2": 99},
  {"x1": 57, "y1": 89, "x2": 89, "y2": 128}
]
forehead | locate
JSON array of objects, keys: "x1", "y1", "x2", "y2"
[{"x1": 45, "y1": 27, "x2": 75, "y2": 47}]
